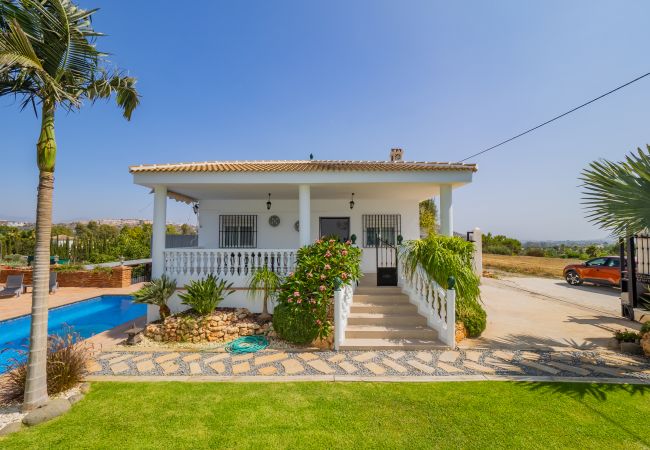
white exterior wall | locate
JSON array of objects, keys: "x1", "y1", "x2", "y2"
[
  {"x1": 148, "y1": 198, "x2": 419, "y2": 320},
  {"x1": 197, "y1": 197, "x2": 419, "y2": 275}
]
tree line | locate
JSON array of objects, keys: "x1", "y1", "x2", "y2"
[
  {"x1": 482, "y1": 232, "x2": 617, "y2": 259},
  {"x1": 1, "y1": 221, "x2": 196, "y2": 265}
]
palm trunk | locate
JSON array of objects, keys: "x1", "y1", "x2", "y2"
[
  {"x1": 23, "y1": 99, "x2": 57, "y2": 411},
  {"x1": 259, "y1": 290, "x2": 271, "y2": 320},
  {"x1": 262, "y1": 292, "x2": 269, "y2": 316}
]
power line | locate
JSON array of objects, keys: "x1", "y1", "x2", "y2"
[{"x1": 458, "y1": 72, "x2": 650, "y2": 163}]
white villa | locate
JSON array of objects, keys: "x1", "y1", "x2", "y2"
[{"x1": 131, "y1": 149, "x2": 477, "y2": 349}]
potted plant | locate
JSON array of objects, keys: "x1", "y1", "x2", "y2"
[
  {"x1": 350, "y1": 234, "x2": 357, "y2": 245},
  {"x1": 614, "y1": 329, "x2": 643, "y2": 355},
  {"x1": 614, "y1": 330, "x2": 641, "y2": 343},
  {"x1": 132, "y1": 275, "x2": 177, "y2": 320},
  {"x1": 248, "y1": 267, "x2": 282, "y2": 321}
]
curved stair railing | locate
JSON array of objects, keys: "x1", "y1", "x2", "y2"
[
  {"x1": 397, "y1": 261, "x2": 456, "y2": 348},
  {"x1": 334, "y1": 283, "x2": 355, "y2": 351}
]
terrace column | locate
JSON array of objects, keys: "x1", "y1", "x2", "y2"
[
  {"x1": 440, "y1": 184, "x2": 453, "y2": 237},
  {"x1": 151, "y1": 185, "x2": 167, "y2": 278},
  {"x1": 299, "y1": 184, "x2": 311, "y2": 247}
]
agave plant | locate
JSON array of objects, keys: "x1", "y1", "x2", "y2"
[
  {"x1": 132, "y1": 275, "x2": 177, "y2": 320},
  {"x1": 247, "y1": 267, "x2": 282, "y2": 320},
  {"x1": 0, "y1": 0, "x2": 139, "y2": 410},
  {"x1": 581, "y1": 145, "x2": 650, "y2": 236}
]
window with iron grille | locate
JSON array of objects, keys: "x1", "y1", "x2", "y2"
[
  {"x1": 362, "y1": 214, "x2": 401, "y2": 247},
  {"x1": 219, "y1": 215, "x2": 257, "y2": 248}
]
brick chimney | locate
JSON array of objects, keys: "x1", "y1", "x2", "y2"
[{"x1": 390, "y1": 148, "x2": 403, "y2": 162}]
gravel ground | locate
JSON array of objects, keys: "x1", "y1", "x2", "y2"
[
  {"x1": 131, "y1": 334, "x2": 306, "y2": 351},
  {"x1": 0, "y1": 385, "x2": 81, "y2": 431},
  {"x1": 91, "y1": 348, "x2": 650, "y2": 379}
]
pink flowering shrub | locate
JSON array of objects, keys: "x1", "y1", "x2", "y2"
[{"x1": 273, "y1": 238, "x2": 362, "y2": 344}]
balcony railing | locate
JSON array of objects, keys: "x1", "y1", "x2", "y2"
[{"x1": 163, "y1": 248, "x2": 298, "y2": 286}]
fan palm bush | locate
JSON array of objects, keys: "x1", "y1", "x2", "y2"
[
  {"x1": 179, "y1": 275, "x2": 235, "y2": 316},
  {"x1": 399, "y1": 235, "x2": 486, "y2": 337},
  {"x1": 133, "y1": 275, "x2": 177, "y2": 320},
  {"x1": 248, "y1": 267, "x2": 282, "y2": 320},
  {"x1": 581, "y1": 145, "x2": 650, "y2": 236},
  {"x1": 0, "y1": 0, "x2": 139, "y2": 410}
]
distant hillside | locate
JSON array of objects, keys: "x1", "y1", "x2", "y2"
[{"x1": 523, "y1": 239, "x2": 614, "y2": 248}]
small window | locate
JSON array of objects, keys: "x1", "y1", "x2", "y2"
[
  {"x1": 363, "y1": 214, "x2": 401, "y2": 248},
  {"x1": 606, "y1": 258, "x2": 620, "y2": 268},
  {"x1": 586, "y1": 257, "x2": 607, "y2": 267},
  {"x1": 219, "y1": 215, "x2": 257, "y2": 248}
]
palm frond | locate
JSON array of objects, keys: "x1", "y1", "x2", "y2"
[
  {"x1": 0, "y1": 18, "x2": 43, "y2": 70},
  {"x1": 399, "y1": 235, "x2": 481, "y2": 306},
  {"x1": 248, "y1": 267, "x2": 283, "y2": 300},
  {"x1": 0, "y1": 0, "x2": 138, "y2": 118},
  {"x1": 85, "y1": 71, "x2": 140, "y2": 120},
  {"x1": 580, "y1": 145, "x2": 650, "y2": 236}
]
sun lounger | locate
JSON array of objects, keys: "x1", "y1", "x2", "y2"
[{"x1": 0, "y1": 274, "x2": 24, "y2": 298}]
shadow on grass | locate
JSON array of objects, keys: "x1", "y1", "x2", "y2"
[
  {"x1": 519, "y1": 381, "x2": 649, "y2": 446},
  {"x1": 519, "y1": 380, "x2": 648, "y2": 401}
]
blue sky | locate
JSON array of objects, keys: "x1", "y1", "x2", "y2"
[{"x1": 2, "y1": 0, "x2": 650, "y2": 240}]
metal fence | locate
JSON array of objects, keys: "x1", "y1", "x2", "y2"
[
  {"x1": 166, "y1": 234, "x2": 198, "y2": 248},
  {"x1": 620, "y1": 235, "x2": 650, "y2": 319}
]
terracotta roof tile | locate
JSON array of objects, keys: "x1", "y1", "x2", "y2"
[{"x1": 129, "y1": 160, "x2": 477, "y2": 174}]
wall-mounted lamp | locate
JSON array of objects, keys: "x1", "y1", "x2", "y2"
[
  {"x1": 192, "y1": 202, "x2": 199, "y2": 215},
  {"x1": 349, "y1": 193, "x2": 355, "y2": 210},
  {"x1": 266, "y1": 193, "x2": 272, "y2": 210}
]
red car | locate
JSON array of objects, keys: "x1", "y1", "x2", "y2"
[{"x1": 563, "y1": 256, "x2": 620, "y2": 286}]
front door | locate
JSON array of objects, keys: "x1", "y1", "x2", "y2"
[{"x1": 319, "y1": 217, "x2": 350, "y2": 242}]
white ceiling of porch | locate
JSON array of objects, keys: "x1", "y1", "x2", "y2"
[{"x1": 164, "y1": 183, "x2": 443, "y2": 201}]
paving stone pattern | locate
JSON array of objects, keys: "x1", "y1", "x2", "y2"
[{"x1": 89, "y1": 349, "x2": 650, "y2": 379}]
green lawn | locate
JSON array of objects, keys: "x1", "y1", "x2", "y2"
[{"x1": 2, "y1": 382, "x2": 648, "y2": 449}]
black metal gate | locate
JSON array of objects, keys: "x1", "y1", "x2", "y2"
[
  {"x1": 376, "y1": 237, "x2": 398, "y2": 286},
  {"x1": 620, "y1": 235, "x2": 650, "y2": 319}
]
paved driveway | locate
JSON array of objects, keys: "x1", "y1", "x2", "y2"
[{"x1": 461, "y1": 276, "x2": 641, "y2": 351}]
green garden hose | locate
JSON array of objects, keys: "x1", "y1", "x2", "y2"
[{"x1": 225, "y1": 335, "x2": 269, "y2": 354}]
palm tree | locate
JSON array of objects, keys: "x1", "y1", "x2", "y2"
[
  {"x1": 0, "y1": 0, "x2": 139, "y2": 410},
  {"x1": 132, "y1": 275, "x2": 177, "y2": 320},
  {"x1": 248, "y1": 267, "x2": 282, "y2": 320},
  {"x1": 581, "y1": 145, "x2": 650, "y2": 236}
]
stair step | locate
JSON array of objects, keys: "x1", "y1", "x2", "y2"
[
  {"x1": 348, "y1": 313, "x2": 427, "y2": 326},
  {"x1": 352, "y1": 294, "x2": 410, "y2": 304},
  {"x1": 340, "y1": 338, "x2": 447, "y2": 351},
  {"x1": 350, "y1": 303, "x2": 418, "y2": 314},
  {"x1": 355, "y1": 287, "x2": 403, "y2": 295},
  {"x1": 345, "y1": 325, "x2": 438, "y2": 340}
]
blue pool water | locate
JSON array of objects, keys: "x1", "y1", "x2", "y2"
[{"x1": 0, "y1": 295, "x2": 146, "y2": 372}]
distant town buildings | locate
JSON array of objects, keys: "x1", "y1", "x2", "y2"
[
  {"x1": 74, "y1": 219, "x2": 153, "y2": 227},
  {"x1": 0, "y1": 220, "x2": 30, "y2": 228}
]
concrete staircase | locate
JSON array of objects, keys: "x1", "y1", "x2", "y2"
[{"x1": 340, "y1": 276, "x2": 447, "y2": 350}]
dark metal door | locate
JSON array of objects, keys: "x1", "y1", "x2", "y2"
[
  {"x1": 319, "y1": 217, "x2": 350, "y2": 243},
  {"x1": 376, "y1": 236, "x2": 398, "y2": 286}
]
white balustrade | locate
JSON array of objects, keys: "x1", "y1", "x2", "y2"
[
  {"x1": 163, "y1": 248, "x2": 297, "y2": 287},
  {"x1": 398, "y1": 262, "x2": 456, "y2": 348},
  {"x1": 334, "y1": 283, "x2": 355, "y2": 351}
]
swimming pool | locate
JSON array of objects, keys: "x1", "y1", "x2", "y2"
[{"x1": 0, "y1": 295, "x2": 146, "y2": 372}]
